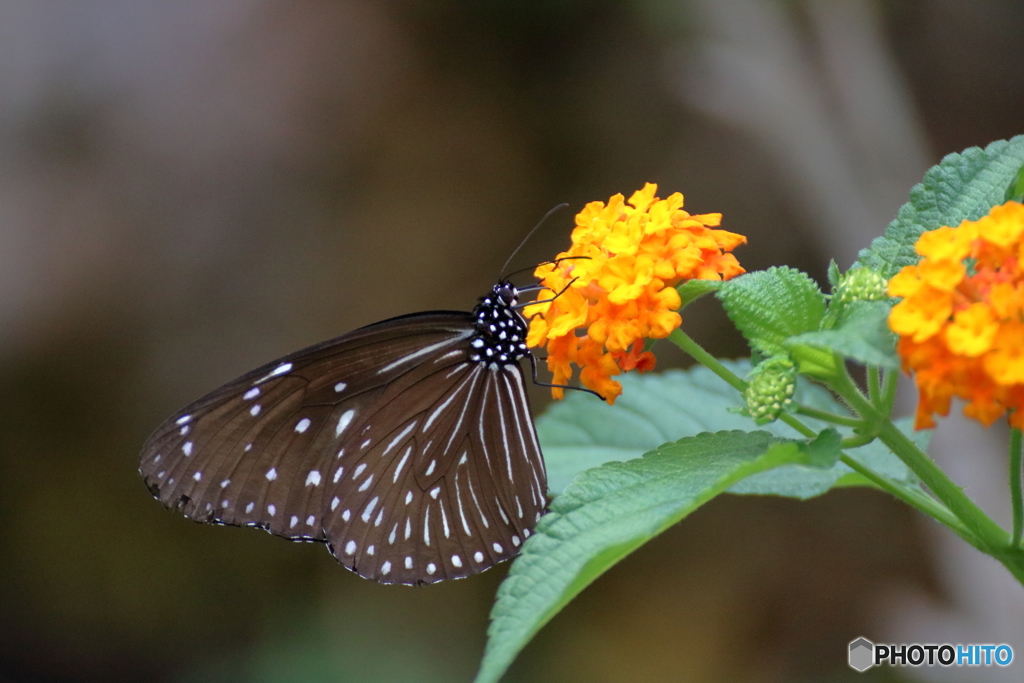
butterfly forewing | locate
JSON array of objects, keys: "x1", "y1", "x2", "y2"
[{"x1": 140, "y1": 296, "x2": 547, "y2": 584}]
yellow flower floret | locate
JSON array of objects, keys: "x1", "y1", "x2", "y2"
[
  {"x1": 889, "y1": 200, "x2": 1024, "y2": 428},
  {"x1": 526, "y1": 183, "x2": 746, "y2": 403}
]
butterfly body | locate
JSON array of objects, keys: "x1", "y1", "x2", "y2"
[{"x1": 140, "y1": 283, "x2": 546, "y2": 584}]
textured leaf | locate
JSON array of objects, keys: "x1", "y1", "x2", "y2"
[
  {"x1": 857, "y1": 135, "x2": 1024, "y2": 277},
  {"x1": 538, "y1": 362, "x2": 923, "y2": 500},
  {"x1": 537, "y1": 360, "x2": 844, "y2": 494},
  {"x1": 475, "y1": 430, "x2": 822, "y2": 683},
  {"x1": 717, "y1": 267, "x2": 827, "y2": 356},
  {"x1": 787, "y1": 300, "x2": 898, "y2": 370}
]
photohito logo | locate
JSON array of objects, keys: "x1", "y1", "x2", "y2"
[{"x1": 848, "y1": 637, "x2": 1013, "y2": 671}]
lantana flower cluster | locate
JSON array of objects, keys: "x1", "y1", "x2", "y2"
[
  {"x1": 889, "y1": 201, "x2": 1024, "y2": 428},
  {"x1": 525, "y1": 183, "x2": 746, "y2": 403}
]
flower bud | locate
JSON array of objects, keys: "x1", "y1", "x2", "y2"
[{"x1": 744, "y1": 357, "x2": 796, "y2": 424}]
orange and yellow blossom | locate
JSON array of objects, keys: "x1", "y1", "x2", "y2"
[
  {"x1": 525, "y1": 183, "x2": 746, "y2": 403},
  {"x1": 889, "y1": 201, "x2": 1024, "y2": 428}
]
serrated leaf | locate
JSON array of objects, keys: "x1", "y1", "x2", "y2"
[
  {"x1": 475, "y1": 430, "x2": 819, "y2": 683},
  {"x1": 857, "y1": 136, "x2": 1024, "y2": 277},
  {"x1": 786, "y1": 300, "x2": 898, "y2": 370},
  {"x1": 717, "y1": 267, "x2": 827, "y2": 356},
  {"x1": 537, "y1": 361, "x2": 845, "y2": 494},
  {"x1": 677, "y1": 278, "x2": 723, "y2": 308}
]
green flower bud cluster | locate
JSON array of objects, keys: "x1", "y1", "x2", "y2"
[
  {"x1": 744, "y1": 357, "x2": 796, "y2": 424},
  {"x1": 833, "y1": 267, "x2": 888, "y2": 308}
]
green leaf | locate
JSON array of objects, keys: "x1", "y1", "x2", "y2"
[
  {"x1": 677, "y1": 278, "x2": 723, "y2": 308},
  {"x1": 729, "y1": 417, "x2": 924, "y2": 499},
  {"x1": 786, "y1": 300, "x2": 898, "y2": 370},
  {"x1": 827, "y1": 259, "x2": 841, "y2": 288},
  {"x1": 538, "y1": 363, "x2": 923, "y2": 500},
  {"x1": 857, "y1": 135, "x2": 1024, "y2": 278},
  {"x1": 475, "y1": 430, "x2": 822, "y2": 683},
  {"x1": 1005, "y1": 163, "x2": 1024, "y2": 203},
  {"x1": 538, "y1": 360, "x2": 844, "y2": 494},
  {"x1": 717, "y1": 267, "x2": 827, "y2": 356}
]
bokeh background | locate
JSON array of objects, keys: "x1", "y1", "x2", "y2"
[{"x1": 2, "y1": 1, "x2": 1024, "y2": 682}]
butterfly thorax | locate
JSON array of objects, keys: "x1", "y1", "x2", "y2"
[{"x1": 468, "y1": 282, "x2": 530, "y2": 367}]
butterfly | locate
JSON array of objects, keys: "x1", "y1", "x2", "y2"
[{"x1": 139, "y1": 281, "x2": 548, "y2": 585}]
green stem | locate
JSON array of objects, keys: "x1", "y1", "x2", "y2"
[
  {"x1": 829, "y1": 362, "x2": 1024, "y2": 582},
  {"x1": 668, "y1": 329, "x2": 747, "y2": 393},
  {"x1": 794, "y1": 404, "x2": 863, "y2": 428},
  {"x1": 880, "y1": 369, "x2": 898, "y2": 416},
  {"x1": 838, "y1": 454, "x2": 976, "y2": 548},
  {"x1": 777, "y1": 412, "x2": 814, "y2": 438},
  {"x1": 1012, "y1": 428, "x2": 1023, "y2": 547},
  {"x1": 867, "y1": 366, "x2": 881, "y2": 406}
]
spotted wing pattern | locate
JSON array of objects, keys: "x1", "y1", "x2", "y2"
[{"x1": 139, "y1": 307, "x2": 546, "y2": 584}]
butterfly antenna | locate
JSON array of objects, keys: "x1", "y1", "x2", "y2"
[{"x1": 500, "y1": 203, "x2": 570, "y2": 279}]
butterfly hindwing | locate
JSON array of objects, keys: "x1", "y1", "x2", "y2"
[{"x1": 139, "y1": 304, "x2": 547, "y2": 584}]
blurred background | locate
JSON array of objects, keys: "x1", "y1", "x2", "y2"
[{"x1": 2, "y1": 1, "x2": 1023, "y2": 681}]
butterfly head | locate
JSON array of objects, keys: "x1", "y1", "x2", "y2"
[{"x1": 469, "y1": 282, "x2": 529, "y2": 367}]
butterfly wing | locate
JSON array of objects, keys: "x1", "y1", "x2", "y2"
[{"x1": 139, "y1": 311, "x2": 546, "y2": 584}]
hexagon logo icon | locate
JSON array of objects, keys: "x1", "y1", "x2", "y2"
[{"x1": 849, "y1": 637, "x2": 874, "y2": 672}]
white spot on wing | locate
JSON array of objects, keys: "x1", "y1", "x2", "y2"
[
  {"x1": 192, "y1": 471, "x2": 202, "y2": 481},
  {"x1": 405, "y1": 556, "x2": 413, "y2": 569},
  {"x1": 267, "y1": 504, "x2": 276, "y2": 516},
  {"x1": 429, "y1": 487, "x2": 440, "y2": 499},
  {"x1": 358, "y1": 474, "x2": 374, "y2": 492},
  {"x1": 250, "y1": 404, "x2": 261, "y2": 417},
  {"x1": 306, "y1": 515, "x2": 315, "y2": 526},
  {"x1": 333, "y1": 466, "x2": 344, "y2": 483},
  {"x1": 254, "y1": 362, "x2": 293, "y2": 385},
  {"x1": 175, "y1": 415, "x2": 192, "y2": 425},
  {"x1": 361, "y1": 496, "x2": 379, "y2": 523},
  {"x1": 182, "y1": 442, "x2": 193, "y2": 456},
  {"x1": 381, "y1": 560, "x2": 391, "y2": 575},
  {"x1": 245, "y1": 502, "x2": 254, "y2": 514},
  {"x1": 452, "y1": 554, "x2": 463, "y2": 568},
  {"x1": 492, "y1": 542, "x2": 502, "y2": 553},
  {"x1": 266, "y1": 467, "x2": 277, "y2": 481},
  {"x1": 474, "y1": 551, "x2": 484, "y2": 563},
  {"x1": 220, "y1": 479, "x2": 230, "y2": 488},
  {"x1": 335, "y1": 409, "x2": 355, "y2": 437},
  {"x1": 290, "y1": 515, "x2": 298, "y2": 528},
  {"x1": 391, "y1": 446, "x2": 411, "y2": 483},
  {"x1": 295, "y1": 418, "x2": 311, "y2": 433},
  {"x1": 243, "y1": 387, "x2": 260, "y2": 400},
  {"x1": 342, "y1": 509, "x2": 351, "y2": 522},
  {"x1": 426, "y1": 562, "x2": 436, "y2": 575},
  {"x1": 425, "y1": 460, "x2": 437, "y2": 476},
  {"x1": 305, "y1": 470, "x2": 321, "y2": 487},
  {"x1": 344, "y1": 540, "x2": 356, "y2": 555},
  {"x1": 331, "y1": 496, "x2": 340, "y2": 511},
  {"x1": 382, "y1": 421, "x2": 418, "y2": 458},
  {"x1": 334, "y1": 382, "x2": 347, "y2": 393}
]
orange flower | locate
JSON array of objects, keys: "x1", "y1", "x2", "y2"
[
  {"x1": 889, "y1": 201, "x2": 1024, "y2": 428},
  {"x1": 525, "y1": 183, "x2": 746, "y2": 403}
]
